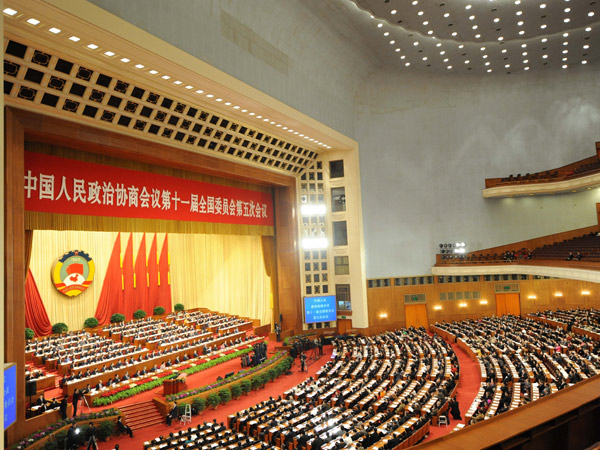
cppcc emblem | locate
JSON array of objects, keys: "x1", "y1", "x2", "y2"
[{"x1": 52, "y1": 250, "x2": 95, "y2": 297}]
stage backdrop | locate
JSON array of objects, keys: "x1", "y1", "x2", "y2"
[{"x1": 29, "y1": 230, "x2": 272, "y2": 330}]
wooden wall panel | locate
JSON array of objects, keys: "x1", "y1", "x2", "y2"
[
  {"x1": 367, "y1": 277, "x2": 600, "y2": 328},
  {"x1": 5, "y1": 108, "x2": 26, "y2": 442}
]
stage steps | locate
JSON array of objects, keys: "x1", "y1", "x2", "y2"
[{"x1": 119, "y1": 400, "x2": 164, "y2": 431}]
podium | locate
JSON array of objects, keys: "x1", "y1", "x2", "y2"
[{"x1": 163, "y1": 379, "x2": 184, "y2": 396}]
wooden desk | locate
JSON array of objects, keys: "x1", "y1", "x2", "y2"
[{"x1": 163, "y1": 379, "x2": 185, "y2": 396}]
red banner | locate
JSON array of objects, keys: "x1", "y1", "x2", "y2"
[{"x1": 24, "y1": 152, "x2": 273, "y2": 226}]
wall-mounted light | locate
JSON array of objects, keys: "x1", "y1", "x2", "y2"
[
  {"x1": 554, "y1": 292, "x2": 563, "y2": 297},
  {"x1": 379, "y1": 312, "x2": 388, "y2": 319},
  {"x1": 527, "y1": 294, "x2": 537, "y2": 299},
  {"x1": 479, "y1": 299, "x2": 488, "y2": 305},
  {"x1": 433, "y1": 305, "x2": 442, "y2": 311},
  {"x1": 458, "y1": 302, "x2": 467, "y2": 308},
  {"x1": 301, "y1": 237, "x2": 328, "y2": 250},
  {"x1": 581, "y1": 290, "x2": 590, "y2": 296}
]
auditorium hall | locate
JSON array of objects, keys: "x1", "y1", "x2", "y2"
[{"x1": 2, "y1": 1, "x2": 600, "y2": 449}]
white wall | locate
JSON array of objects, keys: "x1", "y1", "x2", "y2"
[
  {"x1": 88, "y1": 0, "x2": 372, "y2": 139},
  {"x1": 355, "y1": 66, "x2": 600, "y2": 277},
  {"x1": 87, "y1": 0, "x2": 600, "y2": 279}
]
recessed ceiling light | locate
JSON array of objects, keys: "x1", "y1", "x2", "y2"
[
  {"x1": 465, "y1": 5, "x2": 472, "y2": 9},
  {"x1": 440, "y1": 50, "x2": 446, "y2": 55},
  {"x1": 540, "y1": 24, "x2": 547, "y2": 28},
  {"x1": 562, "y1": 57, "x2": 568, "y2": 61},
  {"x1": 521, "y1": 44, "x2": 527, "y2": 48},
  {"x1": 487, "y1": 69, "x2": 492, "y2": 72},
  {"x1": 391, "y1": 9, "x2": 397, "y2": 14},
  {"x1": 452, "y1": 31, "x2": 458, "y2": 36},
  {"x1": 423, "y1": 21, "x2": 429, "y2": 25},
  {"x1": 405, "y1": 62, "x2": 411, "y2": 66},
  {"x1": 472, "y1": 25, "x2": 478, "y2": 29},
  {"x1": 87, "y1": 44, "x2": 98, "y2": 49},
  {"x1": 428, "y1": 30, "x2": 434, "y2": 35},
  {"x1": 413, "y1": 41, "x2": 419, "y2": 46},
  {"x1": 517, "y1": 21, "x2": 523, "y2": 26},
  {"x1": 69, "y1": 36, "x2": 80, "y2": 42},
  {"x1": 516, "y1": 11, "x2": 522, "y2": 15},
  {"x1": 436, "y1": 43, "x2": 442, "y2": 47},
  {"x1": 494, "y1": 17, "x2": 500, "y2": 22},
  {"x1": 480, "y1": 46, "x2": 486, "y2": 51},
  {"x1": 444, "y1": 58, "x2": 449, "y2": 62},
  {"x1": 256, "y1": 115, "x2": 262, "y2": 119},
  {"x1": 49, "y1": 27, "x2": 61, "y2": 34},
  {"x1": 563, "y1": 41, "x2": 568, "y2": 46},
  {"x1": 564, "y1": 7, "x2": 571, "y2": 12},
  {"x1": 485, "y1": 61, "x2": 490, "y2": 65},
  {"x1": 515, "y1": 0, "x2": 521, "y2": 4},
  {"x1": 242, "y1": 109, "x2": 248, "y2": 113},
  {"x1": 505, "y1": 64, "x2": 510, "y2": 68},
  {"x1": 540, "y1": 3, "x2": 546, "y2": 7},
  {"x1": 519, "y1": 30, "x2": 525, "y2": 35},
  {"x1": 458, "y1": 44, "x2": 464, "y2": 49},
  {"x1": 522, "y1": 51, "x2": 528, "y2": 56},
  {"x1": 563, "y1": 49, "x2": 568, "y2": 54},
  {"x1": 585, "y1": 27, "x2": 592, "y2": 32},
  {"x1": 412, "y1": 0, "x2": 418, "y2": 5},
  {"x1": 395, "y1": 48, "x2": 401, "y2": 52},
  {"x1": 3, "y1": 8, "x2": 18, "y2": 16},
  {"x1": 120, "y1": 57, "x2": 130, "y2": 63},
  {"x1": 447, "y1": 65, "x2": 453, "y2": 69},
  {"x1": 589, "y1": 12, "x2": 595, "y2": 17},
  {"x1": 564, "y1": 18, "x2": 570, "y2": 22},
  {"x1": 542, "y1": 54, "x2": 548, "y2": 58},
  {"x1": 249, "y1": 112, "x2": 255, "y2": 116},
  {"x1": 418, "y1": 11, "x2": 424, "y2": 15},
  {"x1": 377, "y1": 23, "x2": 383, "y2": 28},
  {"x1": 401, "y1": 55, "x2": 406, "y2": 59},
  {"x1": 582, "y1": 60, "x2": 588, "y2": 64},
  {"x1": 524, "y1": 67, "x2": 530, "y2": 70},
  {"x1": 162, "y1": 75, "x2": 170, "y2": 79},
  {"x1": 270, "y1": 121, "x2": 275, "y2": 124},
  {"x1": 27, "y1": 18, "x2": 40, "y2": 25},
  {"x1": 469, "y1": 15, "x2": 475, "y2": 20},
  {"x1": 562, "y1": 64, "x2": 568, "y2": 69},
  {"x1": 233, "y1": 105, "x2": 240, "y2": 109},
  {"x1": 423, "y1": 56, "x2": 428, "y2": 61},
  {"x1": 384, "y1": 32, "x2": 390, "y2": 37},
  {"x1": 185, "y1": 85, "x2": 193, "y2": 89},
  {"x1": 483, "y1": 54, "x2": 488, "y2": 58},
  {"x1": 104, "y1": 51, "x2": 115, "y2": 57},
  {"x1": 498, "y1": 36, "x2": 504, "y2": 41},
  {"x1": 206, "y1": 94, "x2": 214, "y2": 98},
  {"x1": 502, "y1": 49, "x2": 507, "y2": 53},
  {"x1": 390, "y1": 40, "x2": 395, "y2": 44},
  {"x1": 541, "y1": 38, "x2": 548, "y2": 42},
  {"x1": 444, "y1": 12, "x2": 450, "y2": 17},
  {"x1": 464, "y1": 60, "x2": 470, "y2": 64},
  {"x1": 173, "y1": 80, "x2": 182, "y2": 84},
  {"x1": 523, "y1": 59, "x2": 528, "y2": 63},
  {"x1": 583, "y1": 44, "x2": 590, "y2": 49},
  {"x1": 475, "y1": 34, "x2": 481, "y2": 38},
  {"x1": 215, "y1": 98, "x2": 223, "y2": 102},
  {"x1": 149, "y1": 70, "x2": 158, "y2": 74}
]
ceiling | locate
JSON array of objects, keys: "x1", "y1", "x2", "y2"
[{"x1": 324, "y1": 0, "x2": 600, "y2": 74}]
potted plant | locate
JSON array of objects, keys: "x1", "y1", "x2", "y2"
[
  {"x1": 207, "y1": 392, "x2": 220, "y2": 409},
  {"x1": 110, "y1": 313, "x2": 126, "y2": 324},
  {"x1": 25, "y1": 328, "x2": 35, "y2": 340},
  {"x1": 192, "y1": 397, "x2": 206, "y2": 415},
  {"x1": 83, "y1": 317, "x2": 99, "y2": 332},
  {"x1": 133, "y1": 309, "x2": 147, "y2": 320},
  {"x1": 153, "y1": 306, "x2": 166, "y2": 318},
  {"x1": 241, "y1": 379, "x2": 252, "y2": 395},
  {"x1": 174, "y1": 303, "x2": 185, "y2": 312},
  {"x1": 51, "y1": 322, "x2": 68, "y2": 335},
  {"x1": 231, "y1": 383, "x2": 243, "y2": 399},
  {"x1": 219, "y1": 388, "x2": 232, "y2": 405}
]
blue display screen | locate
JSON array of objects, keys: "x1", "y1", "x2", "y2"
[
  {"x1": 304, "y1": 295, "x2": 337, "y2": 324},
  {"x1": 4, "y1": 364, "x2": 17, "y2": 430}
]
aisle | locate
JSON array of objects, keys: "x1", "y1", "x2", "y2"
[
  {"x1": 421, "y1": 340, "x2": 481, "y2": 442},
  {"x1": 97, "y1": 345, "x2": 333, "y2": 450}
]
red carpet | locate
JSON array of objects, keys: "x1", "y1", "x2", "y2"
[
  {"x1": 422, "y1": 340, "x2": 481, "y2": 442},
  {"x1": 97, "y1": 345, "x2": 333, "y2": 450}
]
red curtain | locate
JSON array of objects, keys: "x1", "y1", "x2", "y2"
[
  {"x1": 25, "y1": 269, "x2": 53, "y2": 336},
  {"x1": 147, "y1": 234, "x2": 160, "y2": 313},
  {"x1": 134, "y1": 234, "x2": 150, "y2": 315},
  {"x1": 157, "y1": 234, "x2": 172, "y2": 313},
  {"x1": 94, "y1": 233, "x2": 123, "y2": 325},
  {"x1": 122, "y1": 234, "x2": 135, "y2": 320}
]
